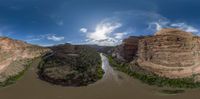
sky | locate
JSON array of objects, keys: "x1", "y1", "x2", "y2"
[{"x1": 0, "y1": 0, "x2": 200, "y2": 46}]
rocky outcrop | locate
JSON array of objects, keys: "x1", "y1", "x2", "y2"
[
  {"x1": 137, "y1": 28, "x2": 200, "y2": 78},
  {"x1": 112, "y1": 36, "x2": 140, "y2": 62},
  {"x1": 0, "y1": 37, "x2": 50, "y2": 82}
]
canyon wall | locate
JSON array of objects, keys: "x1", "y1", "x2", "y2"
[
  {"x1": 113, "y1": 28, "x2": 200, "y2": 79},
  {"x1": 0, "y1": 37, "x2": 50, "y2": 82},
  {"x1": 137, "y1": 29, "x2": 200, "y2": 78},
  {"x1": 112, "y1": 36, "x2": 140, "y2": 62}
]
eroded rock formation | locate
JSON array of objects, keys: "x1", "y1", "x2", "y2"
[
  {"x1": 0, "y1": 37, "x2": 50, "y2": 82},
  {"x1": 137, "y1": 28, "x2": 200, "y2": 78},
  {"x1": 113, "y1": 28, "x2": 200, "y2": 79},
  {"x1": 112, "y1": 36, "x2": 140, "y2": 62}
]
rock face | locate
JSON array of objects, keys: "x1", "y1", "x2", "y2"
[
  {"x1": 137, "y1": 29, "x2": 200, "y2": 78},
  {"x1": 0, "y1": 37, "x2": 50, "y2": 82},
  {"x1": 113, "y1": 28, "x2": 200, "y2": 79},
  {"x1": 112, "y1": 36, "x2": 140, "y2": 62}
]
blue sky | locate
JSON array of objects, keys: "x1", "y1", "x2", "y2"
[{"x1": 0, "y1": 0, "x2": 200, "y2": 46}]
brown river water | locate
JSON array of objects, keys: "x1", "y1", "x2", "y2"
[{"x1": 0, "y1": 54, "x2": 200, "y2": 99}]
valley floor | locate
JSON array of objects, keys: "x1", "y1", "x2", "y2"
[{"x1": 1, "y1": 54, "x2": 200, "y2": 99}]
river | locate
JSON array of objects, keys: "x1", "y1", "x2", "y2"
[{"x1": 0, "y1": 54, "x2": 200, "y2": 99}]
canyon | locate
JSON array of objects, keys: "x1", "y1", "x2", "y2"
[
  {"x1": 0, "y1": 37, "x2": 104, "y2": 87},
  {"x1": 1, "y1": 28, "x2": 200, "y2": 88},
  {"x1": 137, "y1": 28, "x2": 200, "y2": 79},
  {"x1": 0, "y1": 37, "x2": 49, "y2": 84},
  {"x1": 112, "y1": 28, "x2": 200, "y2": 79}
]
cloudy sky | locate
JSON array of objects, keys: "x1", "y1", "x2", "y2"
[{"x1": 0, "y1": 0, "x2": 200, "y2": 46}]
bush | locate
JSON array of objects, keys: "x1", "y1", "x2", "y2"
[{"x1": 108, "y1": 56, "x2": 200, "y2": 88}]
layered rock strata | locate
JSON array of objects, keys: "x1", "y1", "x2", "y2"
[
  {"x1": 0, "y1": 37, "x2": 49, "y2": 82},
  {"x1": 112, "y1": 36, "x2": 140, "y2": 62},
  {"x1": 137, "y1": 29, "x2": 200, "y2": 78}
]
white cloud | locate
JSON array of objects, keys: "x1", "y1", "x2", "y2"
[
  {"x1": 83, "y1": 20, "x2": 127, "y2": 46},
  {"x1": 26, "y1": 34, "x2": 65, "y2": 43},
  {"x1": 170, "y1": 23, "x2": 184, "y2": 27},
  {"x1": 186, "y1": 26, "x2": 199, "y2": 33},
  {"x1": 87, "y1": 21, "x2": 121, "y2": 41},
  {"x1": 153, "y1": 22, "x2": 164, "y2": 31},
  {"x1": 80, "y1": 10, "x2": 200, "y2": 45},
  {"x1": 80, "y1": 28, "x2": 88, "y2": 33},
  {"x1": 148, "y1": 20, "x2": 169, "y2": 31},
  {"x1": 47, "y1": 35, "x2": 65, "y2": 41},
  {"x1": 170, "y1": 23, "x2": 199, "y2": 33},
  {"x1": 26, "y1": 35, "x2": 44, "y2": 43},
  {"x1": 149, "y1": 20, "x2": 199, "y2": 35},
  {"x1": 114, "y1": 33, "x2": 127, "y2": 39}
]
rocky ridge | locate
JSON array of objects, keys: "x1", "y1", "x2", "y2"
[{"x1": 0, "y1": 37, "x2": 50, "y2": 82}]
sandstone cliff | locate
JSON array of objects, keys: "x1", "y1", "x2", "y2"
[
  {"x1": 112, "y1": 36, "x2": 140, "y2": 62},
  {"x1": 113, "y1": 28, "x2": 200, "y2": 79},
  {"x1": 0, "y1": 37, "x2": 50, "y2": 82},
  {"x1": 137, "y1": 28, "x2": 200, "y2": 78}
]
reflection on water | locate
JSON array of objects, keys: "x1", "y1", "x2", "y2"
[{"x1": 0, "y1": 54, "x2": 200, "y2": 99}]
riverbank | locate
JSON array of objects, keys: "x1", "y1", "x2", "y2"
[
  {"x1": 108, "y1": 56, "x2": 200, "y2": 89},
  {"x1": 2, "y1": 54, "x2": 200, "y2": 99},
  {"x1": 0, "y1": 58, "x2": 35, "y2": 87}
]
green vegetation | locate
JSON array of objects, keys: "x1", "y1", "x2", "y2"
[
  {"x1": 108, "y1": 56, "x2": 200, "y2": 88},
  {"x1": 160, "y1": 89, "x2": 185, "y2": 94},
  {"x1": 38, "y1": 44, "x2": 104, "y2": 86},
  {"x1": 0, "y1": 59, "x2": 33, "y2": 87},
  {"x1": 0, "y1": 68, "x2": 26, "y2": 87},
  {"x1": 97, "y1": 63, "x2": 104, "y2": 79}
]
